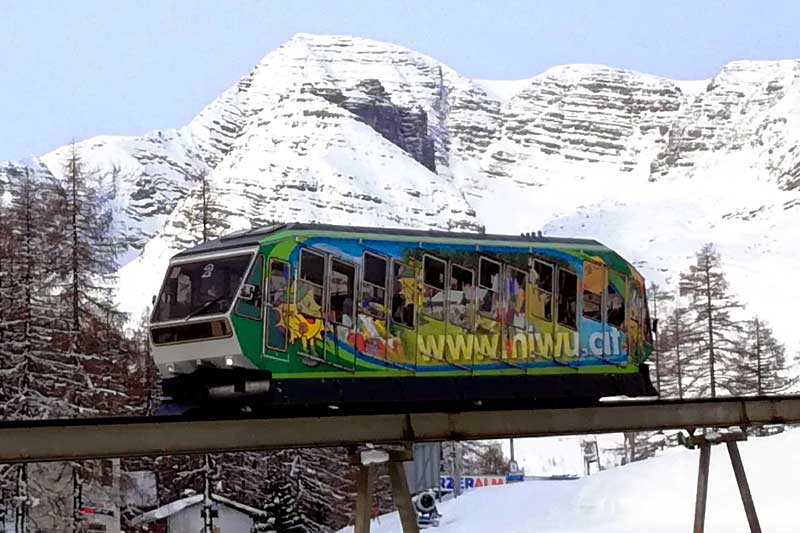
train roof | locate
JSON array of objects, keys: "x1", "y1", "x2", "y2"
[{"x1": 173, "y1": 223, "x2": 607, "y2": 259}]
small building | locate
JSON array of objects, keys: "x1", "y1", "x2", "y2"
[{"x1": 132, "y1": 492, "x2": 267, "y2": 533}]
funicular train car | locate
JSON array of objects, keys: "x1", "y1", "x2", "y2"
[{"x1": 148, "y1": 223, "x2": 656, "y2": 410}]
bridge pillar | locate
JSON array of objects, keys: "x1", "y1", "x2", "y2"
[
  {"x1": 726, "y1": 440, "x2": 761, "y2": 533},
  {"x1": 682, "y1": 430, "x2": 761, "y2": 533},
  {"x1": 388, "y1": 454, "x2": 420, "y2": 533},
  {"x1": 350, "y1": 446, "x2": 418, "y2": 533},
  {"x1": 692, "y1": 442, "x2": 711, "y2": 533},
  {"x1": 354, "y1": 463, "x2": 376, "y2": 533}
]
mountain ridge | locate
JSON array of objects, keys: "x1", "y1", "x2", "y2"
[{"x1": 1, "y1": 33, "x2": 798, "y2": 350}]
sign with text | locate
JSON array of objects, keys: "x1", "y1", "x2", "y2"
[{"x1": 440, "y1": 475, "x2": 506, "y2": 491}]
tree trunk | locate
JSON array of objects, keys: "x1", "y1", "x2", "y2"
[
  {"x1": 202, "y1": 175, "x2": 209, "y2": 243},
  {"x1": 755, "y1": 318, "x2": 762, "y2": 396},
  {"x1": 675, "y1": 307, "x2": 684, "y2": 400},
  {"x1": 704, "y1": 257, "x2": 716, "y2": 398},
  {"x1": 70, "y1": 151, "x2": 80, "y2": 352}
]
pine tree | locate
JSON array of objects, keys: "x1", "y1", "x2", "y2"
[
  {"x1": 288, "y1": 448, "x2": 356, "y2": 532},
  {"x1": 1, "y1": 167, "x2": 75, "y2": 419},
  {"x1": 0, "y1": 166, "x2": 75, "y2": 532},
  {"x1": 150, "y1": 448, "x2": 360, "y2": 533},
  {"x1": 259, "y1": 452, "x2": 304, "y2": 533},
  {"x1": 17, "y1": 148, "x2": 151, "y2": 531},
  {"x1": 56, "y1": 144, "x2": 121, "y2": 357},
  {"x1": 678, "y1": 244, "x2": 744, "y2": 398},
  {"x1": 48, "y1": 144, "x2": 148, "y2": 418},
  {"x1": 0, "y1": 168, "x2": 25, "y2": 419},
  {"x1": 465, "y1": 442, "x2": 507, "y2": 475},
  {"x1": 735, "y1": 317, "x2": 796, "y2": 395},
  {"x1": 657, "y1": 299, "x2": 700, "y2": 399},
  {"x1": 0, "y1": 158, "x2": 155, "y2": 531},
  {"x1": 173, "y1": 169, "x2": 230, "y2": 247},
  {"x1": 0, "y1": 178, "x2": 16, "y2": 418}
]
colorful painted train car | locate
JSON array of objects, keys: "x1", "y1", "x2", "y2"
[{"x1": 149, "y1": 223, "x2": 656, "y2": 409}]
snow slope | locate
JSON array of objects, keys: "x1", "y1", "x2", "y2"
[
  {"x1": 500, "y1": 434, "x2": 632, "y2": 476},
  {"x1": 341, "y1": 430, "x2": 800, "y2": 533}
]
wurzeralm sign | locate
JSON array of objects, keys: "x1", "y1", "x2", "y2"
[{"x1": 440, "y1": 475, "x2": 506, "y2": 491}]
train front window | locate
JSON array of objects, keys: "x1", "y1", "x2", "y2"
[{"x1": 152, "y1": 253, "x2": 253, "y2": 322}]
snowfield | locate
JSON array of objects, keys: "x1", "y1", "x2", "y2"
[{"x1": 340, "y1": 429, "x2": 800, "y2": 533}]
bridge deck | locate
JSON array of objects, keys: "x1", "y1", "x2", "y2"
[{"x1": 2, "y1": 396, "x2": 799, "y2": 463}]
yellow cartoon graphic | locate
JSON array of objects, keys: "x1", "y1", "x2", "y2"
[
  {"x1": 398, "y1": 274, "x2": 422, "y2": 307},
  {"x1": 283, "y1": 303, "x2": 325, "y2": 352},
  {"x1": 296, "y1": 286, "x2": 322, "y2": 318},
  {"x1": 284, "y1": 287, "x2": 325, "y2": 353}
]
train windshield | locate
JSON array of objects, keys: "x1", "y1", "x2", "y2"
[{"x1": 152, "y1": 253, "x2": 253, "y2": 323}]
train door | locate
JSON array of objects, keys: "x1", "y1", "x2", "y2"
[
  {"x1": 528, "y1": 259, "x2": 556, "y2": 368},
  {"x1": 504, "y1": 264, "x2": 528, "y2": 370},
  {"x1": 447, "y1": 262, "x2": 476, "y2": 373},
  {"x1": 232, "y1": 254, "x2": 265, "y2": 358},
  {"x1": 389, "y1": 259, "x2": 417, "y2": 371},
  {"x1": 326, "y1": 257, "x2": 357, "y2": 371},
  {"x1": 295, "y1": 248, "x2": 328, "y2": 364},
  {"x1": 418, "y1": 254, "x2": 452, "y2": 368},
  {"x1": 475, "y1": 257, "x2": 502, "y2": 365},
  {"x1": 582, "y1": 261, "x2": 606, "y2": 360},
  {"x1": 264, "y1": 258, "x2": 291, "y2": 362},
  {"x1": 555, "y1": 267, "x2": 579, "y2": 361},
  {"x1": 357, "y1": 252, "x2": 390, "y2": 365}
]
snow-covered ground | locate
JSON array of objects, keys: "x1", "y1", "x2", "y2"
[
  {"x1": 499, "y1": 434, "x2": 633, "y2": 476},
  {"x1": 340, "y1": 429, "x2": 800, "y2": 533}
]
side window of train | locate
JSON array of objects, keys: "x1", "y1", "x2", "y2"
[
  {"x1": 629, "y1": 281, "x2": 643, "y2": 325},
  {"x1": 328, "y1": 258, "x2": 355, "y2": 327},
  {"x1": 643, "y1": 293, "x2": 652, "y2": 339},
  {"x1": 478, "y1": 257, "x2": 501, "y2": 318},
  {"x1": 448, "y1": 263, "x2": 474, "y2": 330},
  {"x1": 265, "y1": 259, "x2": 290, "y2": 352},
  {"x1": 582, "y1": 261, "x2": 604, "y2": 322},
  {"x1": 390, "y1": 260, "x2": 416, "y2": 328},
  {"x1": 606, "y1": 271, "x2": 626, "y2": 329},
  {"x1": 234, "y1": 254, "x2": 264, "y2": 320},
  {"x1": 297, "y1": 248, "x2": 325, "y2": 319},
  {"x1": 557, "y1": 268, "x2": 578, "y2": 330},
  {"x1": 361, "y1": 252, "x2": 387, "y2": 320},
  {"x1": 505, "y1": 265, "x2": 527, "y2": 330},
  {"x1": 531, "y1": 260, "x2": 554, "y2": 321},
  {"x1": 422, "y1": 254, "x2": 446, "y2": 320}
]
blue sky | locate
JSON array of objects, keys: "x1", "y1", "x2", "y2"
[{"x1": 1, "y1": 0, "x2": 799, "y2": 161}]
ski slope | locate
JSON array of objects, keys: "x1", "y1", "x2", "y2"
[{"x1": 340, "y1": 429, "x2": 800, "y2": 533}]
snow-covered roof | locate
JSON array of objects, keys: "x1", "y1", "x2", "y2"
[{"x1": 131, "y1": 493, "x2": 267, "y2": 525}]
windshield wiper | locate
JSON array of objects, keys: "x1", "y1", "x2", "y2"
[{"x1": 184, "y1": 294, "x2": 225, "y2": 322}]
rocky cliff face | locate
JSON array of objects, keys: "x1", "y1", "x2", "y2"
[
  {"x1": 308, "y1": 79, "x2": 436, "y2": 172},
  {"x1": 3, "y1": 33, "x2": 799, "y2": 347}
]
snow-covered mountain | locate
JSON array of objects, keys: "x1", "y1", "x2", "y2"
[{"x1": 3, "y1": 33, "x2": 799, "y2": 347}]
